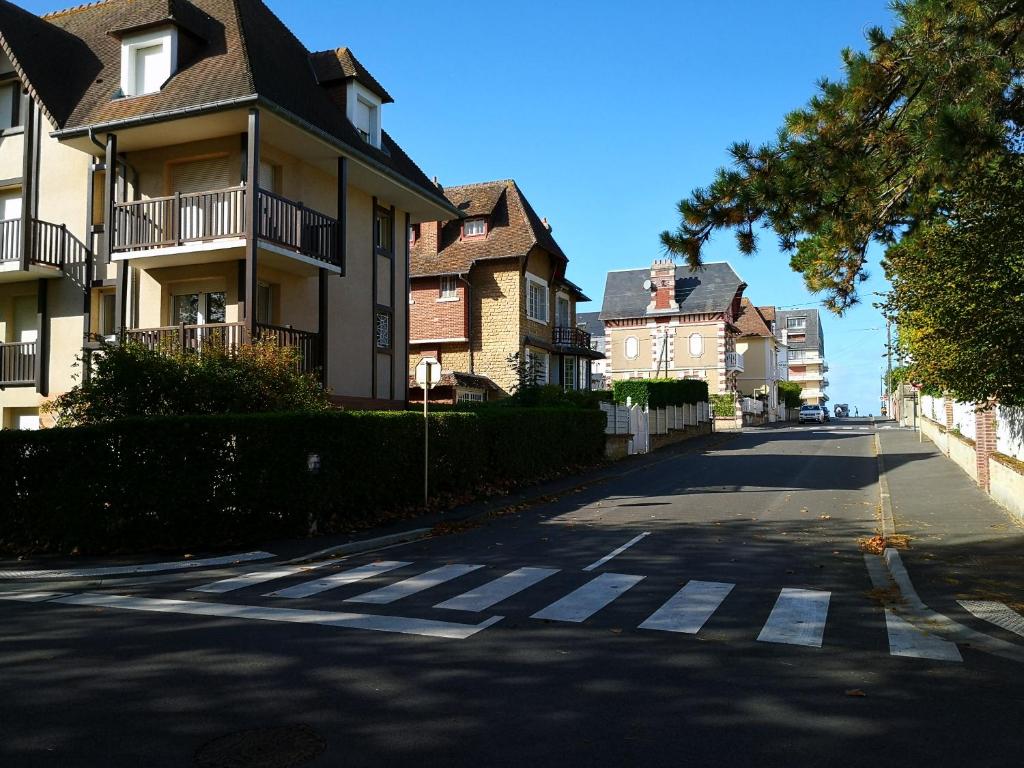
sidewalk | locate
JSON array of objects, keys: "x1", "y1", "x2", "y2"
[
  {"x1": 877, "y1": 425, "x2": 1024, "y2": 642},
  {"x1": 1, "y1": 430, "x2": 734, "y2": 580}
]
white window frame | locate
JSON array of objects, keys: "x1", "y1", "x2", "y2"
[
  {"x1": 525, "y1": 348, "x2": 549, "y2": 385},
  {"x1": 120, "y1": 27, "x2": 178, "y2": 97},
  {"x1": 346, "y1": 81, "x2": 382, "y2": 148},
  {"x1": 624, "y1": 335, "x2": 639, "y2": 360},
  {"x1": 562, "y1": 355, "x2": 577, "y2": 391},
  {"x1": 463, "y1": 218, "x2": 486, "y2": 237},
  {"x1": 438, "y1": 275, "x2": 458, "y2": 301},
  {"x1": 456, "y1": 388, "x2": 486, "y2": 403},
  {"x1": 0, "y1": 80, "x2": 21, "y2": 132},
  {"x1": 555, "y1": 292, "x2": 571, "y2": 328},
  {"x1": 786, "y1": 316, "x2": 807, "y2": 330},
  {"x1": 525, "y1": 272, "x2": 549, "y2": 324},
  {"x1": 688, "y1": 332, "x2": 704, "y2": 357}
]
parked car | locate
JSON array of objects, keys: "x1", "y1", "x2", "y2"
[
  {"x1": 834, "y1": 403, "x2": 850, "y2": 418},
  {"x1": 799, "y1": 405, "x2": 826, "y2": 423}
]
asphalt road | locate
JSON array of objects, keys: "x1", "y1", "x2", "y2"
[{"x1": 1, "y1": 419, "x2": 1020, "y2": 767}]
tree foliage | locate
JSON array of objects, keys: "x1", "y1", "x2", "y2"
[
  {"x1": 662, "y1": 0, "x2": 1024, "y2": 312},
  {"x1": 45, "y1": 339, "x2": 330, "y2": 426},
  {"x1": 884, "y1": 158, "x2": 1024, "y2": 405},
  {"x1": 778, "y1": 381, "x2": 804, "y2": 409}
]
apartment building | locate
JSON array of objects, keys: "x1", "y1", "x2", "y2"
[
  {"x1": 575, "y1": 311, "x2": 609, "y2": 390},
  {"x1": 0, "y1": 0, "x2": 459, "y2": 426},
  {"x1": 733, "y1": 299, "x2": 786, "y2": 420},
  {"x1": 599, "y1": 259, "x2": 747, "y2": 394},
  {"x1": 775, "y1": 308, "x2": 828, "y2": 405},
  {"x1": 407, "y1": 179, "x2": 599, "y2": 402}
]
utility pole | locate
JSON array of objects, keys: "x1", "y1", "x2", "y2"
[{"x1": 886, "y1": 319, "x2": 893, "y2": 419}]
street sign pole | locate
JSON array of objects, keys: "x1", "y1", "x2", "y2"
[{"x1": 415, "y1": 356, "x2": 440, "y2": 509}]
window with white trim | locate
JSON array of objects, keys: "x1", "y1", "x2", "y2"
[
  {"x1": 120, "y1": 27, "x2": 178, "y2": 97},
  {"x1": 439, "y1": 276, "x2": 458, "y2": 300},
  {"x1": 457, "y1": 389, "x2": 486, "y2": 403},
  {"x1": 786, "y1": 316, "x2": 807, "y2": 330},
  {"x1": 526, "y1": 277, "x2": 548, "y2": 323},
  {"x1": 0, "y1": 80, "x2": 21, "y2": 131},
  {"x1": 562, "y1": 356, "x2": 577, "y2": 391},
  {"x1": 346, "y1": 81, "x2": 383, "y2": 147},
  {"x1": 624, "y1": 336, "x2": 639, "y2": 359},
  {"x1": 525, "y1": 348, "x2": 549, "y2": 385},
  {"x1": 464, "y1": 218, "x2": 486, "y2": 237}
]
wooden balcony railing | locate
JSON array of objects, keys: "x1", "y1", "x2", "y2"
[
  {"x1": 0, "y1": 341, "x2": 37, "y2": 386},
  {"x1": 0, "y1": 218, "x2": 72, "y2": 268},
  {"x1": 111, "y1": 187, "x2": 340, "y2": 268},
  {"x1": 0, "y1": 219, "x2": 18, "y2": 261},
  {"x1": 256, "y1": 189, "x2": 339, "y2": 266},
  {"x1": 123, "y1": 322, "x2": 321, "y2": 376},
  {"x1": 552, "y1": 326, "x2": 592, "y2": 349}
]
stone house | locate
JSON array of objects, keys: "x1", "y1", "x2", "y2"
[
  {"x1": 599, "y1": 259, "x2": 746, "y2": 394},
  {"x1": 733, "y1": 299, "x2": 787, "y2": 420},
  {"x1": 408, "y1": 179, "x2": 599, "y2": 402},
  {"x1": 0, "y1": 0, "x2": 459, "y2": 427}
]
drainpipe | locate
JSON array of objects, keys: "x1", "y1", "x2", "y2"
[{"x1": 458, "y1": 272, "x2": 473, "y2": 373}]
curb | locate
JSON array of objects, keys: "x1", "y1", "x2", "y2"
[
  {"x1": 873, "y1": 432, "x2": 896, "y2": 539},
  {"x1": 284, "y1": 529, "x2": 433, "y2": 564}
]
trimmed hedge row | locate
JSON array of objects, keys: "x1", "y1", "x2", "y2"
[
  {"x1": 0, "y1": 408, "x2": 606, "y2": 555},
  {"x1": 611, "y1": 378, "x2": 709, "y2": 407},
  {"x1": 710, "y1": 394, "x2": 737, "y2": 417}
]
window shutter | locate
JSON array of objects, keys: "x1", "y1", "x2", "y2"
[{"x1": 171, "y1": 157, "x2": 231, "y2": 194}]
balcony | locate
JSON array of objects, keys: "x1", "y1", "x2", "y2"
[
  {"x1": 725, "y1": 351, "x2": 745, "y2": 372},
  {"x1": 0, "y1": 341, "x2": 37, "y2": 386},
  {"x1": 0, "y1": 218, "x2": 72, "y2": 282},
  {"x1": 112, "y1": 187, "x2": 340, "y2": 272},
  {"x1": 553, "y1": 326, "x2": 591, "y2": 349},
  {"x1": 123, "y1": 322, "x2": 321, "y2": 376}
]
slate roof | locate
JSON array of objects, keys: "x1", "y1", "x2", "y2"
[
  {"x1": 599, "y1": 262, "x2": 745, "y2": 321},
  {"x1": 575, "y1": 311, "x2": 605, "y2": 337},
  {"x1": 776, "y1": 308, "x2": 824, "y2": 354},
  {"x1": 0, "y1": 0, "x2": 452, "y2": 212},
  {"x1": 410, "y1": 179, "x2": 567, "y2": 276},
  {"x1": 734, "y1": 298, "x2": 774, "y2": 337},
  {"x1": 310, "y1": 47, "x2": 393, "y2": 103}
]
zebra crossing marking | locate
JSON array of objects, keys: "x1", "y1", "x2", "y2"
[
  {"x1": 345, "y1": 564, "x2": 484, "y2": 605},
  {"x1": 957, "y1": 600, "x2": 1024, "y2": 639},
  {"x1": 0, "y1": 551, "x2": 275, "y2": 581},
  {"x1": 435, "y1": 567, "x2": 560, "y2": 612},
  {"x1": 757, "y1": 588, "x2": 831, "y2": 647},
  {"x1": 531, "y1": 573, "x2": 644, "y2": 623},
  {"x1": 0, "y1": 591, "x2": 70, "y2": 602},
  {"x1": 266, "y1": 561, "x2": 411, "y2": 599},
  {"x1": 638, "y1": 580, "x2": 734, "y2": 634},
  {"x1": 883, "y1": 609, "x2": 963, "y2": 661},
  {"x1": 582, "y1": 532, "x2": 651, "y2": 572},
  {"x1": 191, "y1": 562, "x2": 335, "y2": 594},
  {"x1": 49, "y1": 592, "x2": 501, "y2": 640}
]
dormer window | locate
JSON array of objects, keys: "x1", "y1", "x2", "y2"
[
  {"x1": 346, "y1": 82, "x2": 382, "y2": 147},
  {"x1": 120, "y1": 27, "x2": 178, "y2": 97},
  {"x1": 464, "y1": 218, "x2": 486, "y2": 238}
]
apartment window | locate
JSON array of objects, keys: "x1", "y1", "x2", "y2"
[
  {"x1": 556, "y1": 296, "x2": 570, "y2": 327},
  {"x1": 624, "y1": 336, "x2": 639, "y2": 359},
  {"x1": 375, "y1": 208, "x2": 393, "y2": 254},
  {"x1": 562, "y1": 356, "x2": 577, "y2": 391},
  {"x1": 256, "y1": 283, "x2": 272, "y2": 325},
  {"x1": 409, "y1": 224, "x2": 419, "y2": 246},
  {"x1": 439, "y1": 276, "x2": 458, "y2": 300},
  {"x1": 172, "y1": 291, "x2": 226, "y2": 326},
  {"x1": 99, "y1": 292, "x2": 117, "y2": 338},
  {"x1": 0, "y1": 188, "x2": 22, "y2": 221},
  {"x1": 0, "y1": 81, "x2": 21, "y2": 131},
  {"x1": 526, "y1": 276, "x2": 548, "y2": 323},
  {"x1": 375, "y1": 311, "x2": 392, "y2": 349},
  {"x1": 121, "y1": 28, "x2": 177, "y2": 97},
  {"x1": 457, "y1": 389, "x2": 485, "y2": 403},
  {"x1": 787, "y1": 317, "x2": 807, "y2": 330},
  {"x1": 525, "y1": 348, "x2": 548, "y2": 385},
  {"x1": 464, "y1": 218, "x2": 486, "y2": 238}
]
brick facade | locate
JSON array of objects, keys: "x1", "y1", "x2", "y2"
[
  {"x1": 409, "y1": 277, "x2": 469, "y2": 342},
  {"x1": 976, "y1": 403, "x2": 997, "y2": 491}
]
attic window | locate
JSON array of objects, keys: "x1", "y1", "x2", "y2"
[
  {"x1": 120, "y1": 28, "x2": 178, "y2": 97},
  {"x1": 0, "y1": 80, "x2": 21, "y2": 131},
  {"x1": 347, "y1": 82, "x2": 382, "y2": 147},
  {"x1": 464, "y1": 218, "x2": 486, "y2": 238}
]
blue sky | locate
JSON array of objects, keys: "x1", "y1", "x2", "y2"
[{"x1": 26, "y1": 0, "x2": 898, "y2": 411}]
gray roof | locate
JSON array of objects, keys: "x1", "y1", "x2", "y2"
[
  {"x1": 599, "y1": 262, "x2": 744, "y2": 321},
  {"x1": 776, "y1": 308, "x2": 824, "y2": 354},
  {"x1": 576, "y1": 311, "x2": 604, "y2": 336}
]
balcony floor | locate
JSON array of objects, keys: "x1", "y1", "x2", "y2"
[
  {"x1": 113, "y1": 239, "x2": 340, "y2": 277},
  {"x1": 0, "y1": 260, "x2": 63, "y2": 283}
]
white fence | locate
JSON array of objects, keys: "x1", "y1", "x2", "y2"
[
  {"x1": 600, "y1": 402, "x2": 631, "y2": 435},
  {"x1": 740, "y1": 397, "x2": 764, "y2": 415},
  {"x1": 919, "y1": 394, "x2": 1023, "y2": 460},
  {"x1": 600, "y1": 401, "x2": 710, "y2": 455},
  {"x1": 997, "y1": 404, "x2": 1024, "y2": 460}
]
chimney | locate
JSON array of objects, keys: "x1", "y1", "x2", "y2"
[
  {"x1": 418, "y1": 220, "x2": 442, "y2": 256},
  {"x1": 647, "y1": 258, "x2": 679, "y2": 313}
]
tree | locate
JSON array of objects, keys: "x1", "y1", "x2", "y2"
[
  {"x1": 661, "y1": 0, "x2": 1024, "y2": 312},
  {"x1": 884, "y1": 158, "x2": 1024, "y2": 405},
  {"x1": 778, "y1": 381, "x2": 804, "y2": 409}
]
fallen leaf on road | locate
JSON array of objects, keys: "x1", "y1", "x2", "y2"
[
  {"x1": 819, "y1": 515, "x2": 832, "y2": 520},
  {"x1": 845, "y1": 689, "x2": 867, "y2": 697},
  {"x1": 800, "y1": 508, "x2": 808, "y2": 513}
]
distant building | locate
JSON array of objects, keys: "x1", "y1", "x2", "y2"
[
  {"x1": 733, "y1": 299, "x2": 786, "y2": 421},
  {"x1": 575, "y1": 311, "x2": 609, "y2": 390},
  {"x1": 775, "y1": 308, "x2": 829, "y2": 405}
]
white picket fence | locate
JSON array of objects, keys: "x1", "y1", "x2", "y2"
[
  {"x1": 600, "y1": 401, "x2": 710, "y2": 455},
  {"x1": 920, "y1": 394, "x2": 1023, "y2": 460},
  {"x1": 740, "y1": 397, "x2": 764, "y2": 415}
]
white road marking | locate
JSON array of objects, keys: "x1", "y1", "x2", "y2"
[
  {"x1": 883, "y1": 608, "x2": 963, "y2": 661},
  {"x1": 49, "y1": 592, "x2": 502, "y2": 640},
  {"x1": 0, "y1": 551, "x2": 275, "y2": 581},
  {"x1": 531, "y1": 573, "x2": 644, "y2": 623},
  {"x1": 757, "y1": 588, "x2": 831, "y2": 647},
  {"x1": 638, "y1": 580, "x2": 734, "y2": 634},
  {"x1": 267, "y1": 561, "x2": 412, "y2": 599},
  {"x1": 0, "y1": 591, "x2": 70, "y2": 602},
  {"x1": 435, "y1": 567, "x2": 559, "y2": 612},
  {"x1": 582, "y1": 532, "x2": 651, "y2": 572},
  {"x1": 191, "y1": 562, "x2": 336, "y2": 594},
  {"x1": 958, "y1": 600, "x2": 1024, "y2": 639},
  {"x1": 344, "y1": 564, "x2": 483, "y2": 605}
]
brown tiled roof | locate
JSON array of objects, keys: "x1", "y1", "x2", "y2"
[
  {"x1": 310, "y1": 47, "x2": 393, "y2": 103},
  {"x1": 0, "y1": 0, "x2": 452, "y2": 212},
  {"x1": 410, "y1": 179, "x2": 567, "y2": 276},
  {"x1": 758, "y1": 305, "x2": 776, "y2": 323},
  {"x1": 734, "y1": 297, "x2": 773, "y2": 337},
  {"x1": 408, "y1": 371, "x2": 499, "y2": 391}
]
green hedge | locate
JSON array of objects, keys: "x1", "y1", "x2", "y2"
[
  {"x1": 611, "y1": 378, "x2": 709, "y2": 407},
  {"x1": 0, "y1": 408, "x2": 606, "y2": 555},
  {"x1": 709, "y1": 394, "x2": 736, "y2": 417}
]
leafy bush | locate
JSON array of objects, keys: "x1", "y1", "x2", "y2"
[
  {"x1": 45, "y1": 339, "x2": 329, "y2": 425},
  {"x1": 778, "y1": 381, "x2": 803, "y2": 409},
  {"x1": 612, "y1": 378, "x2": 709, "y2": 407},
  {"x1": 710, "y1": 393, "x2": 736, "y2": 417},
  {"x1": 0, "y1": 408, "x2": 606, "y2": 555}
]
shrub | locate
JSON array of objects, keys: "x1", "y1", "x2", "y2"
[
  {"x1": 0, "y1": 408, "x2": 606, "y2": 555},
  {"x1": 710, "y1": 394, "x2": 736, "y2": 417},
  {"x1": 45, "y1": 339, "x2": 329, "y2": 426},
  {"x1": 778, "y1": 381, "x2": 803, "y2": 409},
  {"x1": 612, "y1": 378, "x2": 709, "y2": 407}
]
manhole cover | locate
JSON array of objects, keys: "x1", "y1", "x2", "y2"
[{"x1": 194, "y1": 724, "x2": 326, "y2": 768}]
